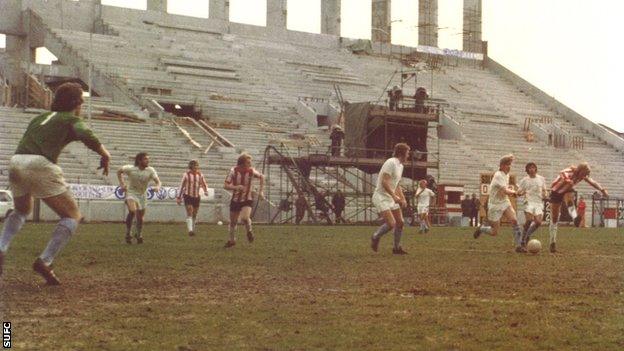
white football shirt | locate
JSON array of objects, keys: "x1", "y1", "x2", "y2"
[
  {"x1": 121, "y1": 165, "x2": 159, "y2": 195},
  {"x1": 374, "y1": 157, "x2": 403, "y2": 199},
  {"x1": 415, "y1": 187, "x2": 435, "y2": 207},
  {"x1": 488, "y1": 170, "x2": 511, "y2": 208},
  {"x1": 519, "y1": 175, "x2": 546, "y2": 204}
]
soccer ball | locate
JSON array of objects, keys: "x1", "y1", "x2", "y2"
[
  {"x1": 527, "y1": 239, "x2": 542, "y2": 254},
  {"x1": 217, "y1": 221, "x2": 223, "y2": 225}
]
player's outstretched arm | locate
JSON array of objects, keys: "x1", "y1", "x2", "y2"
[
  {"x1": 72, "y1": 119, "x2": 109, "y2": 175},
  {"x1": 177, "y1": 174, "x2": 187, "y2": 205},
  {"x1": 200, "y1": 175, "x2": 209, "y2": 196},
  {"x1": 516, "y1": 179, "x2": 526, "y2": 197},
  {"x1": 504, "y1": 187, "x2": 518, "y2": 196},
  {"x1": 257, "y1": 174, "x2": 266, "y2": 200},
  {"x1": 585, "y1": 177, "x2": 608, "y2": 197},
  {"x1": 152, "y1": 175, "x2": 162, "y2": 193},
  {"x1": 95, "y1": 144, "x2": 111, "y2": 176}
]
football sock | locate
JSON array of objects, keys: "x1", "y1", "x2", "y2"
[
  {"x1": 549, "y1": 222, "x2": 558, "y2": 244},
  {"x1": 229, "y1": 224, "x2": 237, "y2": 241},
  {"x1": 186, "y1": 217, "x2": 193, "y2": 232},
  {"x1": 192, "y1": 215, "x2": 197, "y2": 231},
  {"x1": 372, "y1": 223, "x2": 390, "y2": 239},
  {"x1": 40, "y1": 218, "x2": 77, "y2": 265},
  {"x1": 125, "y1": 212, "x2": 134, "y2": 236},
  {"x1": 136, "y1": 216, "x2": 143, "y2": 238},
  {"x1": 512, "y1": 224, "x2": 522, "y2": 247},
  {"x1": 243, "y1": 219, "x2": 252, "y2": 233},
  {"x1": 567, "y1": 205, "x2": 577, "y2": 219},
  {"x1": 526, "y1": 222, "x2": 540, "y2": 239},
  {"x1": 479, "y1": 226, "x2": 492, "y2": 235},
  {"x1": 420, "y1": 221, "x2": 426, "y2": 232},
  {"x1": 521, "y1": 223, "x2": 529, "y2": 245},
  {"x1": 0, "y1": 210, "x2": 27, "y2": 253},
  {"x1": 393, "y1": 226, "x2": 403, "y2": 250},
  {"x1": 523, "y1": 220, "x2": 532, "y2": 235}
]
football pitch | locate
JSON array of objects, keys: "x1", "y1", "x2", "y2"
[{"x1": 0, "y1": 223, "x2": 622, "y2": 350}]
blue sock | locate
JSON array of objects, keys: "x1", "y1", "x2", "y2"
[
  {"x1": 0, "y1": 211, "x2": 27, "y2": 253},
  {"x1": 480, "y1": 226, "x2": 492, "y2": 234},
  {"x1": 373, "y1": 223, "x2": 390, "y2": 239},
  {"x1": 525, "y1": 222, "x2": 540, "y2": 242},
  {"x1": 393, "y1": 226, "x2": 403, "y2": 249},
  {"x1": 40, "y1": 218, "x2": 77, "y2": 265},
  {"x1": 512, "y1": 224, "x2": 522, "y2": 247}
]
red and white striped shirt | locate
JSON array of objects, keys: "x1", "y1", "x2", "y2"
[
  {"x1": 225, "y1": 166, "x2": 262, "y2": 202},
  {"x1": 178, "y1": 171, "x2": 208, "y2": 198},
  {"x1": 551, "y1": 167, "x2": 585, "y2": 194}
]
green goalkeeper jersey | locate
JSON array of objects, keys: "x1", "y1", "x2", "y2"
[{"x1": 15, "y1": 111, "x2": 101, "y2": 164}]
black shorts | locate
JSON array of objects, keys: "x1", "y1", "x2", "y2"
[
  {"x1": 549, "y1": 190, "x2": 573, "y2": 204},
  {"x1": 230, "y1": 200, "x2": 253, "y2": 212},
  {"x1": 183, "y1": 194, "x2": 201, "y2": 208}
]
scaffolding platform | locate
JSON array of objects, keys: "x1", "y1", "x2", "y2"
[
  {"x1": 258, "y1": 143, "x2": 439, "y2": 225},
  {"x1": 267, "y1": 153, "x2": 438, "y2": 170}
]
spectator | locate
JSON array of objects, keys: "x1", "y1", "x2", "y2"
[
  {"x1": 592, "y1": 191, "x2": 602, "y2": 201},
  {"x1": 414, "y1": 87, "x2": 429, "y2": 114},
  {"x1": 315, "y1": 191, "x2": 333, "y2": 224},
  {"x1": 278, "y1": 195, "x2": 293, "y2": 213},
  {"x1": 576, "y1": 196, "x2": 586, "y2": 228},
  {"x1": 329, "y1": 125, "x2": 345, "y2": 157},
  {"x1": 461, "y1": 195, "x2": 472, "y2": 227},
  {"x1": 470, "y1": 193, "x2": 481, "y2": 227},
  {"x1": 295, "y1": 193, "x2": 307, "y2": 225},
  {"x1": 269, "y1": 194, "x2": 294, "y2": 224},
  {"x1": 388, "y1": 85, "x2": 402, "y2": 111},
  {"x1": 315, "y1": 192, "x2": 327, "y2": 212},
  {"x1": 331, "y1": 189, "x2": 346, "y2": 223}
]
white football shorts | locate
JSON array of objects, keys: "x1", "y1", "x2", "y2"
[
  {"x1": 372, "y1": 192, "x2": 400, "y2": 213},
  {"x1": 9, "y1": 154, "x2": 69, "y2": 199}
]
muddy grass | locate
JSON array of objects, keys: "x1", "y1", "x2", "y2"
[{"x1": 1, "y1": 224, "x2": 622, "y2": 350}]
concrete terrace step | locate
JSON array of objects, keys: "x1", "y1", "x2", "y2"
[{"x1": 19, "y1": 15, "x2": 623, "y2": 199}]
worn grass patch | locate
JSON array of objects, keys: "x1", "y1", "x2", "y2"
[{"x1": 1, "y1": 224, "x2": 623, "y2": 350}]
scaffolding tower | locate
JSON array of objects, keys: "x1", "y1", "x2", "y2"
[{"x1": 258, "y1": 102, "x2": 441, "y2": 225}]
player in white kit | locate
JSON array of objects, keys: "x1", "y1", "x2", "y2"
[
  {"x1": 473, "y1": 155, "x2": 525, "y2": 252},
  {"x1": 370, "y1": 143, "x2": 410, "y2": 255},
  {"x1": 517, "y1": 162, "x2": 547, "y2": 249},
  {"x1": 117, "y1": 152, "x2": 161, "y2": 244},
  {"x1": 414, "y1": 180, "x2": 435, "y2": 233}
]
